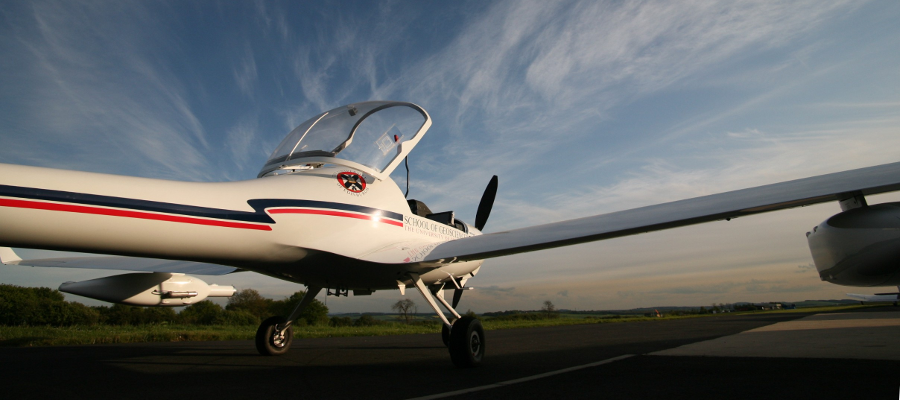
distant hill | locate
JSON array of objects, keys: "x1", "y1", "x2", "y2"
[
  {"x1": 792, "y1": 299, "x2": 863, "y2": 308},
  {"x1": 330, "y1": 299, "x2": 865, "y2": 317}
]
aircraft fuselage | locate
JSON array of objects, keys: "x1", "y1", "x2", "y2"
[{"x1": 0, "y1": 162, "x2": 483, "y2": 290}]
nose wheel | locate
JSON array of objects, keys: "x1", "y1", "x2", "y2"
[
  {"x1": 254, "y1": 286, "x2": 322, "y2": 356},
  {"x1": 256, "y1": 316, "x2": 293, "y2": 356}
]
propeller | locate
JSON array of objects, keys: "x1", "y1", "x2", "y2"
[
  {"x1": 451, "y1": 176, "x2": 498, "y2": 310},
  {"x1": 474, "y1": 175, "x2": 498, "y2": 231}
]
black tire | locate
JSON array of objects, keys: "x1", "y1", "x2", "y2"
[
  {"x1": 256, "y1": 316, "x2": 293, "y2": 356},
  {"x1": 441, "y1": 321, "x2": 452, "y2": 347},
  {"x1": 448, "y1": 316, "x2": 484, "y2": 367}
]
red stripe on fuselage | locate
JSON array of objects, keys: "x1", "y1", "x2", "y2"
[
  {"x1": 268, "y1": 208, "x2": 404, "y2": 227},
  {"x1": 0, "y1": 198, "x2": 272, "y2": 231}
]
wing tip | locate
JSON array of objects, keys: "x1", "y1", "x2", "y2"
[{"x1": 0, "y1": 247, "x2": 22, "y2": 264}]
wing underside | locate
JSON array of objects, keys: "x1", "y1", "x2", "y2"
[
  {"x1": 0, "y1": 248, "x2": 238, "y2": 275},
  {"x1": 424, "y1": 162, "x2": 900, "y2": 262}
]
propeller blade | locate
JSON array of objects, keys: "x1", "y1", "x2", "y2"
[{"x1": 474, "y1": 175, "x2": 498, "y2": 231}]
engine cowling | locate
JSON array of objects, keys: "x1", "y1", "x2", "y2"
[
  {"x1": 807, "y1": 202, "x2": 900, "y2": 287},
  {"x1": 59, "y1": 272, "x2": 236, "y2": 306}
]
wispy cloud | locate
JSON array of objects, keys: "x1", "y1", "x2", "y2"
[
  {"x1": 233, "y1": 44, "x2": 258, "y2": 100},
  {"x1": 796, "y1": 264, "x2": 816, "y2": 274},
  {"x1": 223, "y1": 116, "x2": 266, "y2": 178},
  {"x1": 487, "y1": 113, "x2": 900, "y2": 229},
  {"x1": 371, "y1": 1, "x2": 870, "y2": 224},
  {"x1": 468, "y1": 285, "x2": 531, "y2": 302},
  {"x1": 1, "y1": 1, "x2": 212, "y2": 180},
  {"x1": 398, "y1": 1, "x2": 854, "y2": 124},
  {"x1": 618, "y1": 279, "x2": 819, "y2": 297}
]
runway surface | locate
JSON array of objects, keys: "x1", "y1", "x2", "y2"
[{"x1": 2, "y1": 306, "x2": 898, "y2": 399}]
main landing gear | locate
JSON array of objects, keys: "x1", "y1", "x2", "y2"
[
  {"x1": 256, "y1": 286, "x2": 322, "y2": 356},
  {"x1": 254, "y1": 278, "x2": 484, "y2": 367},
  {"x1": 410, "y1": 272, "x2": 484, "y2": 367},
  {"x1": 446, "y1": 316, "x2": 485, "y2": 366}
]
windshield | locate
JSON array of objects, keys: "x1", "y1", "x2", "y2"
[{"x1": 259, "y1": 101, "x2": 429, "y2": 178}]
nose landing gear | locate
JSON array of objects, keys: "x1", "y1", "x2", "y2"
[
  {"x1": 255, "y1": 286, "x2": 323, "y2": 356},
  {"x1": 256, "y1": 316, "x2": 293, "y2": 356}
]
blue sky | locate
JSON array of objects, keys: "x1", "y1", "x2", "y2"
[{"x1": 1, "y1": 1, "x2": 899, "y2": 313}]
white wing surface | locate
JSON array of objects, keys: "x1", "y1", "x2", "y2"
[
  {"x1": 424, "y1": 162, "x2": 900, "y2": 262},
  {"x1": 0, "y1": 248, "x2": 238, "y2": 275}
]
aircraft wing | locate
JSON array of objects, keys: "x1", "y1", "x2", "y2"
[
  {"x1": 0, "y1": 247, "x2": 238, "y2": 275},
  {"x1": 424, "y1": 162, "x2": 900, "y2": 262}
]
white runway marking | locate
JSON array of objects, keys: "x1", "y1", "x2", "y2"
[{"x1": 407, "y1": 354, "x2": 634, "y2": 400}]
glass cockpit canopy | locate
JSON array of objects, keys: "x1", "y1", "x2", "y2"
[{"x1": 258, "y1": 101, "x2": 431, "y2": 179}]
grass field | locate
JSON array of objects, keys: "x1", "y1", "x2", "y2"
[{"x1": 0, "y1": 304, "x2": 875, "y2": 347}]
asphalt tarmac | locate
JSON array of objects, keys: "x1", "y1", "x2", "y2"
[{"x1": 2, "y1": 307, "x2": 897, "y2": 399}]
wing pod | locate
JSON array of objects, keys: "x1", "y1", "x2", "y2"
[
  {"x1": 58, "y1": 272, "x2": 235, "y2": 306},
  {"x1": 807, "y1": 203, "x2": 900, "y2": 286}
]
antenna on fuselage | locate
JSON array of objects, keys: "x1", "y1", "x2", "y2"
[{"x1": 404, "y1": 156, "x2": 410, "y2": 198}]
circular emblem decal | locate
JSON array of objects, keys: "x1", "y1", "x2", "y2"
[{"x1": 337, "y1": 172, "x2": 367, "y2": 193}]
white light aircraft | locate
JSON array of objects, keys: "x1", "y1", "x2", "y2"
[{"x1": 1, "y1": 101, "x2": 899, "y2": 367}]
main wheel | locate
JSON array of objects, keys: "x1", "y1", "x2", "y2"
[
  {"x1": 448, "y1": 316, "x2": 484, "y2": 367},
  {"x1": 256, "y1": 316, "x2": 293, "y2": 356},
  {"x1": 441, "y1": 320, "x2": 454, "y2": 347}
]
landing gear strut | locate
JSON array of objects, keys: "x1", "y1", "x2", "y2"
[
  {"x1": 255, "y1": 286, "x2": 322, "y2": 356},
  {"x1": 410, "y1": 273, "x2": 484, "y2": 367}
]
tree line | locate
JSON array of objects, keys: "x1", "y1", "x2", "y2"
[
  {"x1": 0, "y1": 284, "x2": 436, "y2": 327},
  {"x1": 0, "y1": 284, "x2": 329, "y2": 327}
]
